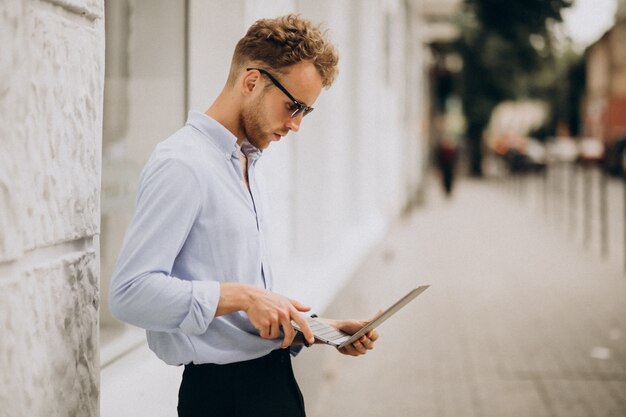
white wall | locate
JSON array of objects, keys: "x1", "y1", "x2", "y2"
[{"x1": 0, "y1": 0, "x2": 104, "y2": 416}]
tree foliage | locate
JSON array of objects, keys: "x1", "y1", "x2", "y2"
[{"x1": 455, "y1": 0, "x2": 573, "y2": 175}]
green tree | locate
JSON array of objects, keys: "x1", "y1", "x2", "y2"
[{"x1": 456, "y1": 0, "x2": 572, "y2": 176}]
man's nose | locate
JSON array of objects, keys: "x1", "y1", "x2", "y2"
[{"x1": 286, "y1": 113, "x2": 303, "y2": 132}]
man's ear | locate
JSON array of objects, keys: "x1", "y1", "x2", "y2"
[{"x1": 241, "y1": 70, "x2": 260, "y2": 97}]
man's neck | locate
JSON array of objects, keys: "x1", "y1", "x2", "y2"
[{"x1": 205, "y1": 90, "x2": 245, "y2": 146}]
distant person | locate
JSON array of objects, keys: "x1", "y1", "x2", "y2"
[
  {"x1": 108, "y1": 14, "x2": 379, "y2": 417},
  {"x1": 436, "y1": 138, "x2": 458, "y2": 196}
]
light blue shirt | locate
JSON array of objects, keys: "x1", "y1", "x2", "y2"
[{"x1": 109, "y1": 111, "x2": 286, "y2": 365}]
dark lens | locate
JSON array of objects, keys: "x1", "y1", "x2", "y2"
[
  {"x1": 290, "y1": 105, "x2": 305, "y2": 118},
  {"x1": 303, "y1": 107, "x2": 314, "y2": 117}
]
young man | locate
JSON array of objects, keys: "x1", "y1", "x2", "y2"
[{"x1": 109, "y1": 14, "x2": 378, "y2": 417}]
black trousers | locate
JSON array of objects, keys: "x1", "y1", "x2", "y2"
[{"x1": 177, "y1": 349, "x2": 306, "y2": 417}]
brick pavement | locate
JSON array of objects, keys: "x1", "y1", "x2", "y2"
[{"x1": 293, "y1": 178, "x2": 626, "y2": 417}]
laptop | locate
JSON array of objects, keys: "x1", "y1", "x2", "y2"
[{"x1": 292, "y1": 285, "x2": 430, "y2": 349}]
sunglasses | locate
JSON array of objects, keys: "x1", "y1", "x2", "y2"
[{"x1": 246, "y1": 68, "x2": 314, "y2": 118}]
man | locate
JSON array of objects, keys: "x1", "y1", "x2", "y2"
[{"x1": 109, "y1": 14, "x2": 378, "y2": 417}]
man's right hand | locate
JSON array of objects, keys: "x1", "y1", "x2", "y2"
[{"x1": 217, "y1": 283, "x2": 315, "y2": 348}]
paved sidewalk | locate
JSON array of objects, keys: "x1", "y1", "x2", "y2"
[
  {"x1": 293, "y1": 178, "x2": 626, "y2": 417},
  {"x1": 101, "y1": 178, "x2": 626, "y2": 417}
]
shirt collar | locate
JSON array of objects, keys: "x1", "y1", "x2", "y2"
[
  {"x1": 240, "y1": 140, "x2": 263, "y2": 161},
  {"x1": 186, "y1": 111, "x2": 263, "y2": 161}
]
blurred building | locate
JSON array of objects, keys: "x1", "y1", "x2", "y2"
[{"x1": 583, "y1": 0, "x2": 626, "y2": 174}]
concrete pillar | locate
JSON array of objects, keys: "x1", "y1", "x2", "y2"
[{"x1": 0, "y1": 0, "x2": 104, "y2": 416}]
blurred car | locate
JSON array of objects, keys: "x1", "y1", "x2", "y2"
[
  {"x1": 546, "y1": 136, "x2": 578, "y2": 163},
  {"x1": 490, "y1": 134, "x2": 547, "y2": 172},
  {"x1": 578, "y1": 137, "x2": 604, "y2": 165}
]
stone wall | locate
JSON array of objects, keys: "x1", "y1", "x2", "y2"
[{"x1": 0, "y1": 0, "x2": 104, "y2": 416}]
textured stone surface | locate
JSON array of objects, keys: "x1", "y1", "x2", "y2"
[
  {"x1": 0, "y1": 1, "x2": 103, "y2": 416},
  {"x1": 0, "y1": 0, "x2": 27, "y2": 262},
  {"x1": 0, "y1": 0, "x2": 104, "y2": 263},
  {"x1": 0, "y1": 251, "x2": 99, "y2": 417},
  {"x1": 43, "y1": 0, "x2": 103, "y2": 20}
]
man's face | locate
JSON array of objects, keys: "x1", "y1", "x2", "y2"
[{"x1": 241, "y1": 62, "x2": 323, "y2": 150}]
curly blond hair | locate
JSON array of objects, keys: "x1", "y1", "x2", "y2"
[{"x1": 228, "y1": 14, "x2": 339, "y2": 88}]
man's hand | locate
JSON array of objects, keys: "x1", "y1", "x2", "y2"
[
  {"x1": 321, "y1": 314, "x2": 381, "y2": 356},
  {"x1": 217, "y1": 283, "x2": 315, "y2": 348}
]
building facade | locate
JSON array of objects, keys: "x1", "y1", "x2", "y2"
[
  {"x1": 584, "y1": 1, "x2": 626, "y2": 174},
  {"x1": 0, "y1": 0, "x2": 105, "y2": 416}
]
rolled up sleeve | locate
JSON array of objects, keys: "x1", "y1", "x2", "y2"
[{"x1": 179, "y1": 280, "x2": 221, "y2": 335}]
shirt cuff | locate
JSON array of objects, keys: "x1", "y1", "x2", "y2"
[{"x1": 178, "y1": 280, "x2": 220, "y2": 335}]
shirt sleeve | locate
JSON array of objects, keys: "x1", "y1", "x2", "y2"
[{"x1": 108, "y1": 156, "x2": 220, "y2": 335}]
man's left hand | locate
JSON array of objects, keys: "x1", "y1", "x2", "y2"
[{"x1": 322, "y1": 316, "x2": 380, "y2": 357}]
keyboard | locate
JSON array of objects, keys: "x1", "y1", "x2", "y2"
[{"x1": 293, "y1": 316, "x2": 351, "y2": 344}]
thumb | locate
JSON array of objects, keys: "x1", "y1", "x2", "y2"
[
  {"x1": 289, "y1": 298, "x2": 311, "y2": 312},
  {"x1": 369, "y1": 308, "x2": 384, "y2": 322}
]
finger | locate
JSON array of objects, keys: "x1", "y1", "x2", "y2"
[
  {"x1": 359, "y1": 336, "x2": 374, "y2": 350},
  {"x1": 280, "y1": 316, "x2": 296, "y2": 348},
  {"x1": 268, "y1": 323, "x2": 279, "y2": 340},
  {"x1": 269, "y1": 313, "x2": 283, "y2": 339},
  {"x1": 289, "y1": 298, "x2": 311, "y2": 312},
  {"x1": 258, "y1": 325, "x2": 271, "y2": 339},
  {"x1": 339, "y1": 344, "x2": 360, "y2": 357},
  {"x1": 351, "y1": 339, "x2": 367, "y2": 355},
  {"x1": 267, "y1": 324, "x2": 273, "y2": 338},
  {"x1": 360, "y1": 336, "x2": 375, "y2": 350},
  {"x1": 291, "y1": 311, "x2": 315, "y2": 345},
  {"x1": 366, "y1": 329, "x2": 379, "y2": 342},
  {"x1": 369, "y1": 309, "x2": 384, "y2": 322}
]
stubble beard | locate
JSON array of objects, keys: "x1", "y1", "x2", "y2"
[{"x1": 241, "y1": 95, "x2": 271, "y2": 150}]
